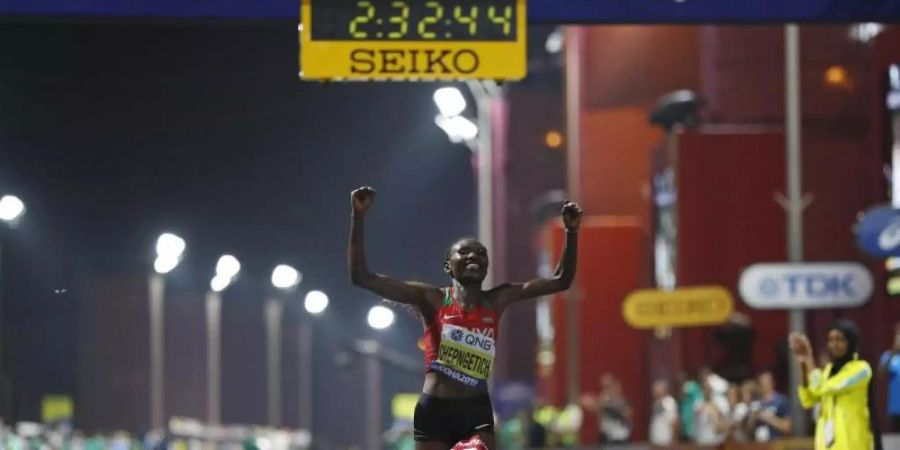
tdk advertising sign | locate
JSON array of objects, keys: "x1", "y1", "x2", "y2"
[
  {"x1": 856, "y1": 204, "x2": 900, "y2": 258},
  {"x1": 738, "y1": 263, "x2": 873, "y2": 309}
]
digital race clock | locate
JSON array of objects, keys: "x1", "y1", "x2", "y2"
[{"x1": 300, "y1": 0, "x2": 526, "y2": 81}]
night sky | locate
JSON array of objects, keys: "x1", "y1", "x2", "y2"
[{"x1": 0, "y1": 20, "x2": 477, "y2": 442}]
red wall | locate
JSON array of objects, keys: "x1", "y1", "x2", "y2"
[
  {"x1": 583, "y1": 26, "x2": 700, "y2": 110},
  {"x1": 539, "y1": 218, "x2": 647, "y2": 443},
  {"x1": 675, "y1": 131, "x2": 788, "y2": 379},
  {"x1": 578, "y1": 108, "x2": 661, "y2": 227},
  {"x1": 699, "y1": 26, "x2": 874, "y2": 133}
]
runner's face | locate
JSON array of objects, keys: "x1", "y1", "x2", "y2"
[{"x1": 446, "y1": 239, "x2": 488, "y2": 283}]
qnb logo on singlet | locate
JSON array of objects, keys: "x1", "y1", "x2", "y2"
[{"x1": 432, "y1": 324, "x2": 495, "y2": 387}]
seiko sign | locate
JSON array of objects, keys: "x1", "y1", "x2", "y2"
[{"x1": 738, "y1": 263, "x2": 873, "y2": 309}]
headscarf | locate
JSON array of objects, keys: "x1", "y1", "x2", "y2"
[{"x1": 827, "y1": 319, "x2": 858, "y2": 377}]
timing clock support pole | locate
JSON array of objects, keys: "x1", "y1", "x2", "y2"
[{"x1": 467, "y1": 80, "x2": 500, "y2": 290}]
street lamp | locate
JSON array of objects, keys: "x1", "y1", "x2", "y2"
[
  {"x1": 433, "y1": 87, "x2": 478, "y2": 147},
  {"x1": 298, "y1": 289, "x2": 327, "y2": 435},
  {"x1": 149, "y1": 232, "x2": 186, "y2": 431},
  {"x1": 0, "y1": 195, "x2": 25, "y2": 225},
  {"x1": 271, "y1": 264, "x2": 301, "y2": 289},
  {"x1": 433, "y1": 87, "x2": 467, "y2": 117},
  {"x1": 304, "y1": 290, "x2": 328, "y2": 315},
  {"x1": 362, "y1": 303, "x2": 394, "y2": 449},
  {"x1": 0, "y1": 194, "x2": 24, "y2": 420},
  {"x1": 206, "y1": 254, "x2": 240, "y2": 425},
  {"x1": 367, "y1": 305, "x2": 395, "y2": 330},
  {"x1": 434, "y1": 115, "x2": 479, "y2": 144},
  {"x1": 267, "y1": 264, "x2": 301, "y2": 426},
  {"x1": 215, "y1": 255, "x2": 241, "y2": 281}
]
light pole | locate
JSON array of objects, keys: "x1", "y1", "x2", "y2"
[
  {"x1": 299, "y1": 290, "x2": 328, "y2": 434},
  {"x1": 433, "y1": 83, "x2": 499, "y2": 288},
  {"x1": 363, "y1": 304, "x2": 394, "y2": 450},
  {"x1": 150, "y1": 232, "x2": 186, "y2": 431},
  {"x1": 206, "y1": 254, "x2": 240, "y2": 426},
  {"x1": 0, "y1": 194, "x2": 25, "y2": 421},
  {"x1": 267, "y1": 264, "x2": 301, "y2": 426},
  {"x1": 783, "y1": 24, "x2": 809, "y2": 437}
]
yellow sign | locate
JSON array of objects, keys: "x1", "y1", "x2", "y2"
[
  {"x1": 622, "y1": 286, "x2": 734, "y2": 329},
  {"x1": 41, "y1": 395, "x2": 73, "y2": 423},
  {"x1": 300, "y1": 0, "x2": 527, "y2": 81}
]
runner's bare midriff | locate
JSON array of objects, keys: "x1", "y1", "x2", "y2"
[{"x1": 423, "y1": 372, "x2": 488, "y2": 399}]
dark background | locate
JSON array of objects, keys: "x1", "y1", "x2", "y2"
[{"x1": 0, "y1": 20, "x2": 476, "y2": 445}]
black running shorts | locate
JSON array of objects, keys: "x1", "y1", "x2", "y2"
[{"x1": 413, "y1": 394, "x2": 495, "y2": 445}]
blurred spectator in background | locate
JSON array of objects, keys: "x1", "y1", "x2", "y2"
[
  {"x1": 384, "y1": 418, "x2": 415, "y2": 450},
  {"x1": 748, "y1": 371, "x2": 791, "y2": 442},
  {"x1": 532, "y1": 400, "x2": 556, "y2": 448},
  {"x1": 879, "y1": 323, "x2": 900, "y2": 432},
  {"x1": 648, "y1": 379, "x2": 679, "y2": 446},
  {"x1": 693, "y1": 379, "x2": 729, "y2": 445},
  {"x1": 536, "y1": 398, "x2": 581, "y2": 449},
  {"x1": 526, "y1": 409, "x2": 547, "y2": 449},
  {"x1": 677, "y1": 370, "x2": 703, "y2": 442},
  {"x1": 736, "y1": 380, "x2": 760, "y2": 441},
  {"x1": 555, "y1": 402, "x2": 583, "y2": 448},
  {"x1": 713, "y1": 312, "x2": 755, "y2": 382},
  {"x1": 497, "y1": 410, "x2": 527, "y2": 450},
  {"x1": 700, "y1": 365, "x2": 729, "y2": 402},
  {"x1": 726, "y1": 383, "x2": 750, "y2": 442},
  {"x1": 583, "y1": 373, "x2": 632, "y2": 444}
]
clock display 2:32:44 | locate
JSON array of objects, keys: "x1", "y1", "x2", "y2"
[{"x1": 343, "y1": 0, "x2": 516, "y2": 40}]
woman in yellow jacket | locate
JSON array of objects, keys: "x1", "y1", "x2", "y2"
[{"x1": 789, "y1": 320, "x2": 882, "y2": 450}]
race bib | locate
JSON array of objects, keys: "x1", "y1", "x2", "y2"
[{"x1": 430, "y1": 324, "x2": 495, "y2": 389}]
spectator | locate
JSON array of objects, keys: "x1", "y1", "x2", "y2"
[
  {"x1": 693, "y1": 380, "x2": 729, "y2": 445},
  {"x1": 879, "y1": 323, "x2": 900, "y2": 432},
  {"x1": 532, "y1": 400, "x2": 556, "y2": 448},
  {"x1": 699, "y1": 365, "x2": 729, "y2": 403},
  {"x1": 649, "y1": 379, "x2": 679, "y2": 446},
  {"x1": 790, "y1": 320, "x2": 882, "y2": 450},
  {"x1": 677, "y1": 371, "x2": 703, "y2": 442},
  {"x1": 726, "y1": 383, "x2": 750, "y2": 442},
  {"x1": 497, "y1": 410, "x2": 526, "y2": 450},
  {"x1": 596, "y1": 374, "x2": 633, "y2": 444},
  {"x1": 748, "y1": 371, "x2": 792, "y2": 442},
  {"x1": 734, "y1": 380, "x2": 760, "y2": 442},
  {"x1": 526, "y1": 412, "x2": 547, "y2": 449},
  {"x1": 713, "y1": 312, "x2": 755, "y2": 381},
  {"x1": 555, "y1": 402, "x2": 583, "y2": 448}
]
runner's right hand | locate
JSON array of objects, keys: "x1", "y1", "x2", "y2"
[{"x1": 351, "y1": 186, "x2": 375, "y2": 215}]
